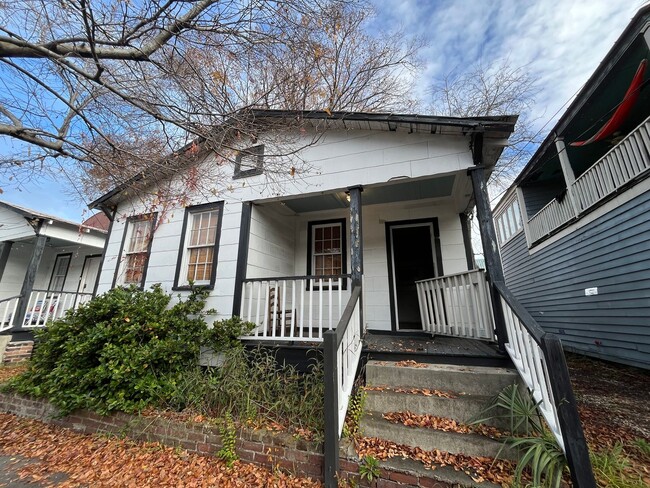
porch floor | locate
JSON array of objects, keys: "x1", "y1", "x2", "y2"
[{"x1": 363, "y1": 332, "x2": 508, "y2": 367}]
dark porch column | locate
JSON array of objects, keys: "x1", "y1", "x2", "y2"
[
  {"x1": 0, "y1": 241, "x2": 13, "y2": 282},
  {"x1": 232, "y1": 202, "x2": 253, "y2": 317},
  {"x1": 348, "y1": 185, "x2": 363, "y2": 337},
  {"x1": 13, "y1": 234, "x2": 47, "y2": 333},
  {"x1": 469, "y1": 132, "x2": 507, "y2": 351},
  {"x1": 348, "y1": 186, "x2": 363, "y2": 285}
]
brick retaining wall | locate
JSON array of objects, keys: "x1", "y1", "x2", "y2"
[{"x1": 0, "y1": 392, "x2": 450, "y2": 487}]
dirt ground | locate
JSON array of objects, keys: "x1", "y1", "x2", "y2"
[{"x1": 566, "y1": 353, "x2": 650, "y2": 448}]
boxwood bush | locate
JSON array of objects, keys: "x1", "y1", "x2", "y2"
[{"x1": 7, "y1": 285, "x2": 211, "y2": 415}]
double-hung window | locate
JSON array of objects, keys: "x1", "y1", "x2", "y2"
[
  {"x1": 174, "y1": 202, "x2": 224, "y2": 289},
  {"x1": 114, "y1": 214, "x2": 156, "y2": 287},
  {"x1": 307, "y1": 219, "x2": 347, "y2": 285}
]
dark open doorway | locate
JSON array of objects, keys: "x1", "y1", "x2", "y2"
[{"x1": 386, "y1": 219, "x2": 443, "y2": 330}]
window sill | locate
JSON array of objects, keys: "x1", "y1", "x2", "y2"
[
  {"x1": 172, "y1": 284, "x2": 215, "y2": 292},
  {"x1": 233, "y1": 168, "x2": 263, "y2": 179}
]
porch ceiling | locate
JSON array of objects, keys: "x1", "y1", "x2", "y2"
[{"x1": 281, "y1": 175, "x2": 456, "y2": 213}]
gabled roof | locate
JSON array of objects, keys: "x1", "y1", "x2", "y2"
[
  {"x1": 89, "y1": 109, "x2": 517, "y2": 211},
  {"x1": 0, "y1": 200, "x2": 108, "y2": 233}
]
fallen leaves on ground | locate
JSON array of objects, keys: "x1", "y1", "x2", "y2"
[
  {"x1": 364, "y1": 385, "x2": 456, "y2": 399},
  {"x1": 0, "y1": 413, "x2": 322, "y2": 487},
  {"x1": 0, "y1": 363, "x2": 28, "y2": 383},
  {"x1": 567, "y1": 354, "x2": 650, "y2": 449},
  {"x1": 382, "y1": 411, "x2": 506, "y2": 439},
  {"x1": 355, "y1": 436, "x2": 514, "y2": 485},
  {"x1": 393, "y1": 360, "x2": 427, "y2": 368}
]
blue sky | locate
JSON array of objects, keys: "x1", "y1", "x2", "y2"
[{"x1": 0, "y1": 0, "x2": 645, "y2": 222}]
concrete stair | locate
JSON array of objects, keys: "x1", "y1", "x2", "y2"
[{"x1": 359, "y1": 360, "x2": 521, "y2": 486}]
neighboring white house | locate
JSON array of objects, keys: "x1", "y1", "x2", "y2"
[{"x1": 0, "y1": 201, "x2": 107, "y2": 356}]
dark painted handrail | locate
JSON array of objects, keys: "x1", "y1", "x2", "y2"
[
  {"x1": 492, "y1": 280, "x2": 596, "y2": 487},
  {"x1": 323, "y1": 283, "x2": 362, "y2": 488},
  {"x1": 492, "y1": 280, "x2": 546, "y2": 345},
  {"x1": 242, "y1": 273, "x2": 352, "y2": 283},
  {"x1": 0, "y1": 295, "x2": 22, "y2": 304}
]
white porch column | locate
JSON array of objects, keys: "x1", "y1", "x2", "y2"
[{"x1": 555, "y1": 137, "x2": 581, "y2": 217}]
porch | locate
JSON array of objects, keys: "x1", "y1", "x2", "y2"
[
  {"x1": 510, "y1": 108, "x2": 650, "y2": 247},
  {"x1": 0, "y1": 232, "x2": 104, "y2": 335}
]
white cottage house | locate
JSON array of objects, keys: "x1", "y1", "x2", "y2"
[
  {"x1": 0, "y1": 201, "x2": 107, "y2": 361},
  {"x1": 84, "y1": 110, "x2": 594, "y2": 487}
]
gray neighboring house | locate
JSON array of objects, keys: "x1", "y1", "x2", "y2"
[
  {"x1": 0, "y1": 201, "x2": 107, "y2": 362},
  {"x1": 493, "y1": 6, "x2": 650, "y2": 370}
]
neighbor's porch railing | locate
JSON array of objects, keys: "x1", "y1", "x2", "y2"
[
  {"x1": 527, "y1": 113, "x2": 650, "y2": 243},
  {"x1": 493, "y1": 281, "x2": 595, "y2": 487},
  {"x1": 323, "y1": 283, "x2": 363, "y2": 488},
  {"x1": 239, "y1": 274, "x2": 352, "y2": 341},
  {"x1": 0, "y1": 290, "x2": 92, "y2": 331},
  {"x1": 527, "y1": 193, "x2": 576, "y2": 243},
  {"x1": 415, "y1": 269, "x2": 495, "y2": 340},
  {"x1": 0, "y1": 295, "x2": 21, "y2": 332}
]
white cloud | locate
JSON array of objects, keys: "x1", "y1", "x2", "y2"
[{"x1": 370, "y1": 0, "x2": 642, "y2": 130}]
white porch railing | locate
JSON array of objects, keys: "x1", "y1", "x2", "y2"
[
  {"x1": 0, "y1": 290, "x2": 93, "y2": 331},
  {"x1": 527, "y1": 114, "x2": 650, "y2": 243},
  {"x1": 239, "y1": 274, "x2": 352, "y2": 342},
  {"x1": 22, "y1": 290, "x2": 93, "y2": 327},
  {"x1": 323, "y1": 284, "x2": 363, "y2": 483},
  {"x1": 415, "y1": 270, "x2": 495, "y2": 340},
  {"x1": 0, "y1": 296, "x2": 21, "y2": 332},
  {"x1": 527, "y1": 194, "x2": 576, "y2": 243},
  {"x1": 493, "y1": 282, "x2": 564, "y2": 450},
  {"x1": 573, "y1": 117, "x2": 650, "y2": 212}
]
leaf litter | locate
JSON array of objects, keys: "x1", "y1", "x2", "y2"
[{"x1": 0, "y1": 413, "x2": 322, "y2": 487}]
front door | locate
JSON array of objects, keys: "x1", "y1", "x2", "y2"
[
  {"x1": 387, "y1": 221, "x2": 441, "y2": 330},
  {"x1": 78, "y1": 255, "x2": 101, "y2": 295}
]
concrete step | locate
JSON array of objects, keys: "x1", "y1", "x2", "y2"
[
  {"x1": 365, "y1": 388, "x2": 487, "y2": 423},
  {"x1": 377, "y1": 455, "x2": 503, "y2": 488},
  {"x1": 360, "y1": 412, "x2": 516, "y2": 460},
  {"x1": 366, "y1": 360, "x2": 519, "y2": 396}
]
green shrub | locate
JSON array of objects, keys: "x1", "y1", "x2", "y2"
[
  {"x1": 6, "y1": 285, "x2": 210, "y2": 415},
  {"x1": 204, "y1": 316, "x2": 255, "y2": 352}
]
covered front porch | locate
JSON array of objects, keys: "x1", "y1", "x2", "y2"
[
  {"x1": 232, "y1": 169, "x2": 496, "y2": 348},
  {"x1": 0, "y1": 228, "x2": 105, "y2": 336}
]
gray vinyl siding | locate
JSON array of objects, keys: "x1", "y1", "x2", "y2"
[{"x1": 501, "y1": 189, "x2": 650, "y2": 369}]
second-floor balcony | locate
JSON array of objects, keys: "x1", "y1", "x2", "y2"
[{"x1": 526, "y1": 114, "x2": 650, "y2": 244}]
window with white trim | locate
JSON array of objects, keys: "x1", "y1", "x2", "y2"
[
  {"x1": 495, "y1": 198, "x2": 523, "y2": 246},
  {"x1": 307, "y1": 219, "x2": 347, "y2": 278},
  {"x1": 115, "y1": 215, "x2": 156, "y2": 287},
  {"x1": 174, "y1": 202, "x2": 223, "y2": 288}
]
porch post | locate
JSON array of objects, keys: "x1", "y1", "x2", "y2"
[
  {"x1": 555, "y1": 137, "x2": 581, "y2": 217},
  {"x1": 348, "y1": 185, "x2": 363, "y2": 336},
  {"x1": 14, "y1": 234, "x2": 47, "y2": 332},
  {"x1": 469, "y1": 133, "x2": 507, "y2": 351},
  {"x1": 232, "y1": 202, "x2": 253, "y2": 317},
  {"x1": 0, "y1": 241, "x2": 13, "y2": 282},
  {"x1": 348, "y1": 186, "x2": 363, "y2": 285}
]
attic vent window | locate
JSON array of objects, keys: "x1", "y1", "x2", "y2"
[{"x1": 234, "y1": 144, "x2": 264, "y2": 179}]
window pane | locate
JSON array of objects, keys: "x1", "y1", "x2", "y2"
[
  {"x1": 125, "y1": 253, "x2": 146, "y2": 284},
  {"x1": 512, "y1": 199, "x2": 522, "y2": 229}
]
